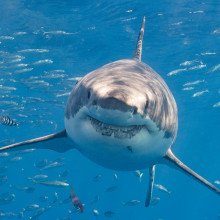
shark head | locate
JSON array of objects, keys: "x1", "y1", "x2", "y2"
[{"x1": 65, "y1": 59, "x2": 178, "y2": 170}]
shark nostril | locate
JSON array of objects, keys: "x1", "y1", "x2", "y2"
[{"x1": 133, "y1": 107, "x2": 137, "y2": 115}]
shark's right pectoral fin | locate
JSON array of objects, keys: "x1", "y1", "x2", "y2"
[{"x1": 0, "y1": 129, "x2": 75, "y2": 153}]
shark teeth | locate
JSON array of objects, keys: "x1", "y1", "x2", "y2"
[{"x1": 87, "y1": 116, "x2": 145, "y2": 139}]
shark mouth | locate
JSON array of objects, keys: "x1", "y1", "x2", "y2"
[{"x1": 87, "y1": 115, "x2": 150, "y2": 139}]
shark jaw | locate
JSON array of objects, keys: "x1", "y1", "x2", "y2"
[{"x1": 65, "y1": 106, "x2": 173, "y2": 171}]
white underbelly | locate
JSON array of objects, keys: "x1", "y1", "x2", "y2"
[{"x1": 65, "y1": 115, "x2": 172, "y2": 171}]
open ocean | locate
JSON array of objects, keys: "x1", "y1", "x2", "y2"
[{"x1": 0, "y1": 0, "x2": 219, "y2": 219}]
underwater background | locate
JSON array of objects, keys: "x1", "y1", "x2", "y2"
[{"x1": 0, "y1": 0, "x2": 220, "y2": 219}]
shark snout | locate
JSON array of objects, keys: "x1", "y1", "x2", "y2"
[{"x1": 95, "y1": 97, "x2": 137, "y2": 115}]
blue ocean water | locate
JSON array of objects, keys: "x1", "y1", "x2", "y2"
[{"x1": 0, "y1": 0, "x2": 219, "y2": 219}]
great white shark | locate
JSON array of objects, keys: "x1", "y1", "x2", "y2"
[{"x1": 0, "y1": 17, "x2": 219, "y2": 206}]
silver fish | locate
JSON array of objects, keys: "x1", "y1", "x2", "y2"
[
  {"x1": 113, "y1": 173, "x2": 118, "y2": 180},
  {"x1": 133, "y1": 170, "x2": 144, "y2": 182},
  {"x1": 17, "y1": 148, "x2": 36, "y2": 154},
  {"x1": 0, "y1": 152, "x2": 9, "y2": 157},
  {"x1": 52, "y1": 192, "x2": 58, "y2": 204},
  {"x1": 58, "y1": 170, "x2": 69, "y2": 178},
  {"x1": 104, "y1": 211, "x2": 115, "y2": 217},
  {"x1": 39, "y1": 195, "x2": 49, "y2": 202},
  {"x1": 6, "y1": 156, "x2": 22, "y2": 163},
  {"x1": 90, "y1": 195, "x2": 99, "y2": 204},
  {"x1": 29, "y1": 175, "x2": 48, "y2": 181},
  {"x1": 0, "y1": 175, "x2": 8, "y2": 185},
  {"x1": 93, "y1": 174, "x2": 102, "y2": 182},
  {"x1": 122, "y1": 200, "x2": 140, "y2": 206},
  {"x1": 105, "y1": 186, "x2": 118, "y2": 192},
  {"x1": 9, "y1": 184, "x2": 35, "y2": 193},
  {"x1": 31, "y1": 179, "x2": 69, "y2": 188},
  {"x1": 29, "y1": 206, "x2": 51, "y2": 219},
  {"x1": 214, "y1": 180, "x2": 220, "y2": 185},
  {"x1": 151, "y1": 197, "x2": 160, "y2": 206},
  {"x1": 93, "y1": 209, "x2": 99, "y2": 216},
  {"x1": 23, "y1": 204, "x2": 39, "y2": 212},
  {"x1": 17, "y1": 211, "x2": 24, "y2": 219},
  {"x1": 154, "y1": 184, "x2": 171, "y2": 195},
  {"x1": 34, "y1": 159, "x2": 47, "y2": 168},
  {"x1": 40, "y1": 161, "x2": 64, "y2": 171},
  {"x1": 0, "y1": 192, "x2": 15, "y2": 205}
]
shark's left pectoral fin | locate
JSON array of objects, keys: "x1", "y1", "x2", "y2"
[
  {"x1": 164, "y1": 149, "x2": 220, "y2": 195},
  {"x1": 0, "y1": 129, "x2": 75, "y2": 153},
  {"x1": 145, "y1": 165, "x2": 155, "y2": 207}
]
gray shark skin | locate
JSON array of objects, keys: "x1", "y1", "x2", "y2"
[{"x1": 0, "y1": 17, "x2": 219, "y2": 207}]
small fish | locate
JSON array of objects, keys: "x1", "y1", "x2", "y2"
[
  {"x1": 105, "y1": 186, "x2": 118, "y2": 192},
  {"x1": 90, "y1": 195, "x2": 100, "y2": 204},
  {"x1": 31, "y1": 178, "x2": 69, "y2": 188},
  {"x1": 59, "y1": 196, "x2": 71, "y2": 204},
  {"x1": 33, "y1": 59, "x2": 53, "y2": 65},
  {"x1": 6, "y1": 156, "x2": 22, "y2": 163},
  {"x1": 40, "y1": 161, "x2": 64, "y2": 171},
  {"x1": 52, "y1": 192, "x2": 58, "y2": 204},
  {"x1": 209, "y1": 64, "x2": 220, "y2": 73},
  {"x1": 167, "y1": 68, "x2": 187, "y2": 76},
  {"x1": 70, "y1": 186, "x2": 84, "y2": 213},
  {"x1": 0, "y1": 116, "x2": 19, "y2": 127},
  {"x1": 34, "y1": 159, "x2": 47, "y2": 168},
  {"x1": 113, "y1": 173, "x2": 118, "y2": 180},
  {"x1": 104, "y1": 211, "x2": 115, "y2": 218},
  {"x1": 18, "y1": 49, "x2": 49, "y2": 53},
  {"x1": 0, "y1": 175, "x2": 8, "y2": 185},
  {"x1": 213, "y1": 102, "x2": 220, "y2": 108},
  {"x1": 0, "y1": 152, "x2": 9, "y2": 157},
  {"x1": 183, "y1": 80, "x2": 205, "y2": 87},
  {"x1": 192, "y1": 89, "x2": 209, "y2": 97},
  {"x1": 182, "y1": 87, "x2": 194, "y2": 91},
  {"x1": 17, "y1": 211, "x2": 24, "y2": 219},
  {"x1": 4, "y1": 212, "x2": 16, "y2": 218},
  {"x1": 93, "y1": 174, "x2": 102, "y2": 182},
  {"x1": 154, "y1": 184, "x2": 171, "y2": 195},
  {"x1": 23, "y1": 204, "x2": 39, "y2": 212},
  {"x1": 17, "y1": 148, "x2": 36, "y2": 154},
  {"x1": 9, "y1": 184, "x2": 35, "y2": 193},
  {"x1": 151, "y1": 197, "x2": 160, "y2": 206},
  {"x1": 39, "y1": 195, "x2": 49, "y2": 202},
  {"x1": 188, "y1": 64, "x2": 206, "y2": 70},
  {"x1": 29, "y1": 206, "x2": 51, "y2": 219},
  {"x1": 122, "y1": 200, "x2": 140, "y2": 206},
  {"x1": 58, "y1": 170, "x2": 69, "y2": 178},
  {"x1": 93, "y1": 209, "x2": 99, "y2": 216},
  {"x1": 134, "y1": 170, "x2": 143, "y2": 182},
  {"x1": 0, "y1": 192, "x2": 15, "y2": 205},
  {"x1": 214, "y1": 180, "x2": 220, "y2": 185},
  {"x1": 28, "y1": 174, "x2": 48, "y2": 181}
]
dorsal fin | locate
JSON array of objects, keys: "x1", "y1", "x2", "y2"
[{"x1": 133, "y1": 16, "x2": 145, "y2": 61}]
